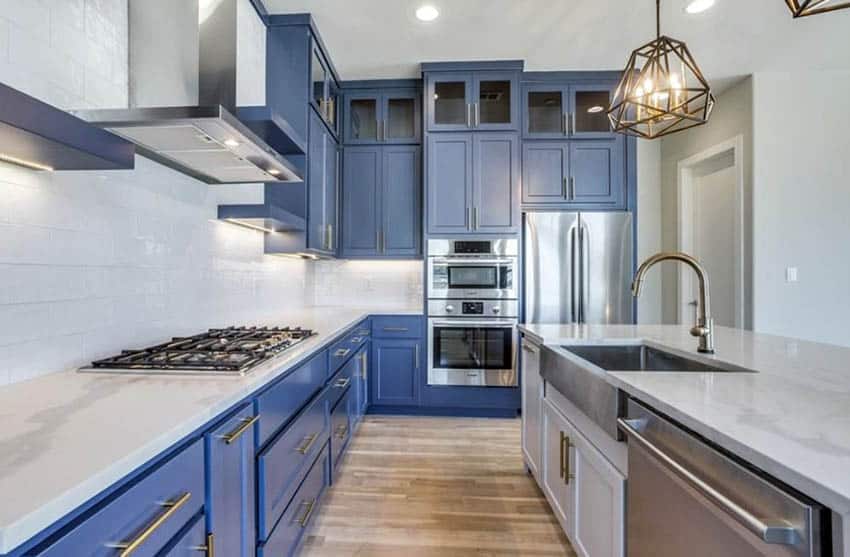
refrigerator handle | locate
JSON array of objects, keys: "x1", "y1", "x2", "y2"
[
  {"x1": 571, "y1": 225, "x2": 579, "y2": 323},
  {"x1": 578, "y1": 222, "x2": 587, "y2": 324}
]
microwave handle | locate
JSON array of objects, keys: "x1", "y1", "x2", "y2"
[{"x1": 430, "y1": 258, "x2": 515, "y2": 265}]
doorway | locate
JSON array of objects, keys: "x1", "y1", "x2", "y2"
[{"x1": 677, "y1": 136, "x2": 745, "y2": 329}]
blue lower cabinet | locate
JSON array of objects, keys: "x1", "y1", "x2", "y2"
[
  {"x1": 258, "y1": 444, "x2": 331, "y2": 557},
  {"x1": 371, "y1": 338, "x2": 421, "y2": 407},
  {"x1": 205, "y1": 406, "x2": 256, "y2": 557},
  {"x1": 257, "y1": 393, "x2": 329, "y2": 541},
  {"x1": 330, "y1": 387, "x2": 353, "y2": 474},
  {"x1": 158, "y1": 512, "x2": 208, "y2": 557},
  {"x1": 34, "y1": 440, "x2": 205, "y2": 557}
]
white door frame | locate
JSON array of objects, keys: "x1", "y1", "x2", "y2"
[{"x1": 676, "y1": 135, "x2": 745, "y2": 329}]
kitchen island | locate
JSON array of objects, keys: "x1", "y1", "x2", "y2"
[{"x1": 520, "y1": 323, "x2": 850, "y2": 556}]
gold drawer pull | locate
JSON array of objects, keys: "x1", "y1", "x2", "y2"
[
  {"x1": 296, "y1": 433, "x2": 318, "y2": 455},
  {"x1": 192, "y1": 533, "x2": 214, "y2": 557},
  {"x1": 334, "y1": 377, "x2": 351, "y2": 389},
  {"x1": 221, "y1": 415, "x2": 259, "y2": 445},
  {"x1": 335, "y1": 424, "x2": 349, "y2": 439},
  {"x1": 294, "y1": 499, "x2": 316, "y2": 528},
  {"x1": 334, "y1": 348, "x2": 351, "y2": 358},
  {"x1": 111, "y1": 491, "x2": 191, "y2": 556},
  {"x1": 350, "y1": 336, "x2": 362, "y2": 344}
]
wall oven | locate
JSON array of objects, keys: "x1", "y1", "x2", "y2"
[
  {"x1": 427, "y1": 239, "x2": 518, "y2": 300},
  {"x1": 427, "y1": 300, "x2": 518, "y2": 387}
]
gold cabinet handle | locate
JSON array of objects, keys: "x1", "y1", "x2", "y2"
[
  {"x1": 334, "y1": 348, "x2": 351, "y2": 358},
  {"x1": 111, "y1": 492, "x2": 191, "y2": 556},
  {"x1": 335, "y1": 424, "x2": 349, "y2": 439},
  {"x1": 350, "y1": 336, "x2": 362, "y2": 344},
  {"x1": 294, "y1": 499, "x2": 316, "y2": 528},
  {"x1": 360, "y1": 351, "x2": 368, "y2": 379},
  {"x1": 221, "y1": 415, "x2": 259, "y2": 445},
  {"x1": 334, "y1": 377, "x2": 351, "y2": 389},
  {"x1": 559, "y1": 431, "x2": 566, "y2": 479},
  {"x1": 564, "y1": 434, "x2": 574, "y2": 485},
  {"x1": 296, "y1": 433, "x2": 318, "y2": 455},
  {"x1": 192, "y1": 533, "x2": 214, "y2": 557}
]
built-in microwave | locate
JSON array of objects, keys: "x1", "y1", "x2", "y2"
[{"x1": 427, "y1": 239, "x2": 518, "y2": 299}]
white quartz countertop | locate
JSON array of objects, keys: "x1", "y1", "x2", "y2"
[
  {"x1": 0, "y1": 305, "x2": 421, "y2": 554},
  {"x1": 519, "y1": 323, "x2": 850, "y2": 515}
]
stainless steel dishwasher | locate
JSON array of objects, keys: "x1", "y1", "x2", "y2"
[{"x1": 618, "y1": 399, "x2": 826, "y2": 557}]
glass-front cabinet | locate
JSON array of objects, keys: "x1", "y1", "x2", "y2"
[
  {"x1": 344, "y1": 89, "x2": 420, "y2": 144},
  {"x1": 426, "y1": 71, "x2": 519, "y2": 131},
  {"x1": 310, "y1": 44, "x2": 340, "y2": 136},
  {"x1": 523, "y1": 82, "x2": 615, "y2": 139}
]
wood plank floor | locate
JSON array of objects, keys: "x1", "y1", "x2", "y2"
[{"x1": 302, "y1": 416, "x2": 576, "y2": 556}]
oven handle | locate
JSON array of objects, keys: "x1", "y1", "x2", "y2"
[
  {"x1": 430, "y1": 258, "x2": 516, "y2": 265},
  {"x1": 430, "y1": 320, "x2": 517, "y2": 327},
  {"x1": 617, "y1": 418, "x2": 801, "y2": 546}
]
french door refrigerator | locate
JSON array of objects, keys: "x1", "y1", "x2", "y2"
[{"x1": 524, "y1": 212, "x2": 634, "y2": 324}]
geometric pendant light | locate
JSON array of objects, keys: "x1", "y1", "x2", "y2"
[
  {"x1": 608, "y1": 0, "x2": 715, "y2": 139},
  {"x1": 785, "y1": 0, "x2": 850, "y2": 17}
]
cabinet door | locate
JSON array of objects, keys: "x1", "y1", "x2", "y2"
[
  {"x1": 569, "y1": 139, "x2": 624, "y2": 207},
  {"x1": 427, "y1": 72, "x2": 474, "y2": 131},
  {"x1": 160, "y1": 514, "x2": 207, "y2": 557},
  {"x1": 341, "y1": 146, "x2": 381, "y2": 256},
  {"x1": 572, "y1": 428, "x2": 626, "y2": 557},
  {"x1": 354, "y1": 345, "x2": 369, "y2": 418},
  {"x1": 522, "y1": 142, "x2": 569, "y2": 205},
  {"x1": 472, "y1": 133, "x2": 519, "y2": 233},
  {"x1": 372, "y1": 339, "x2": 420, "y2": 406},
  {"x1": 524, "y1": 85, "x2": 569, "y2": 139},
  {"x1": 473, "y1": 72, "x2": 518, "y2": 131},
  {"x1": 327, "y1": 75, "x2": 341, "y2": 136},
  {"x1": 345, "y1": 93, "x2": 381, "y2": 144},
  {"x1": 569, "y1": 83, "x2": 615, "y2": 139},
  {"x1": 427, "y1": 134, "x2": 473, "y2": 234},
  {"x1": 521, "y1": 340, "x2": 543, "y2": 479},
  {"x1": 205, "y1": 407, "x2": 256, "y2": 557},
  {"x1": 325, "y1": 136, "x2": 339, "y2": 252},
  {"x1": 382, "y1": 146, "x2": 421, "y2": 256},
  {"x1": 307, "y1": 110, "x2": 330, "y2": 253},
  {"x1": 383, "y1": 90, "x2": 420, "y2": 144},
  {"x1": 310, "y1": 46, "x2": 327, "y2": 119},
  {"x1": 542, "y1": 399, "x2": 574, "y2": 536}
]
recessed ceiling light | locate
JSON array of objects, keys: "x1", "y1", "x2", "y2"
[
  {"x1": 587, "y1": 105, "x2": 605, "y2": 114},
  {"x1": 268, "y1": 168, "x2": 281, "y2": 176},
  {"x1": 416, "y1": 5, "x2": 439, "y2": 22},
  {"x1": 685, "y1": 0, "x2": 715, "y2": 14},
  {"x1": 224, "y1": 138, "x2": 240, "y2": 148}
]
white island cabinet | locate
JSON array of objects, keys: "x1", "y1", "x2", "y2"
[{"x1": 521, "y1": 338, "x2": 543, "y2": 478}]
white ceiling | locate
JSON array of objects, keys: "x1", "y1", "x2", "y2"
[{"x1": 262, "y1": 0, "x2": 850, "y2": 92}]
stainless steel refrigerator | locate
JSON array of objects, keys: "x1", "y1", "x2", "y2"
[{"x1": 524, "y1": 212, "x2": 634, "y2": 324}]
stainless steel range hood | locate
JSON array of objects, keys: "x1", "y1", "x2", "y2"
[{"x1": 73, "y1": 0, "x2": 303, "y2": 185}]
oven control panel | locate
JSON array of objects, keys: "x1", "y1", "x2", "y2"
[{"x1": 427, "y1": 299, "x2": 518, "y2": 318}]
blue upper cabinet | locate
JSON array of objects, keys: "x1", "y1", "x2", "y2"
[
  {"x1": 522, "y1": 80, "x2": 617, "y2": 140},
  {"x1": 344, "y1": 88, "x2": 421, "y2": 145},
  {"x1": 423, "y1": 61, "x2": 523, "y2": 132},
  {"x1": 341, "y1": 145, "x2": 421, "y2": 257},
  {"x1": 307, "y1": 109, "x2": 338, "y2": 254},
  {"x1": 427, "y1": 133, "x2": 519, "y2": 235}
]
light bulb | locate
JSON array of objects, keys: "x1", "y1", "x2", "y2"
[{"x1": 416, "y1": 5, "x2": 439, "y2": 21}]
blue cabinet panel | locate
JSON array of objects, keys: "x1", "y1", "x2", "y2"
[
  {"x1": 372, "y1": 339, "x2": 421, "y2": 407},
  {"x1": 257, "y1": 444, "x2": 329, "y2": 557},
  {"x1": 372, "y1": 315, "x2": 424, "y2": 339},
  {"x1": 257, "y1": 392, "x2": 328, "y2": 541},
  {"x1": 473, "y1": 133, "x2": 519, "y2": 233},
  {"x1": 326, "y1": 357, "x2": 356, "y2": 410},
  {"x1": 382, "y1": 146, "x2": 421, "y2": 255},
  {"x1": 254, "y1": 351, "x2": 327, "y2": 448},
  {"x1": 35, "y1": 440, "x2": 205, "y2": 557},
  {"x1": 522, "y1": 142, "x2": 568, "y2": 203},
  {"x1": 570, "y1": 138, "x2": 624, "y2": 206},
  {"x1": 307, "y1": 109, "x2": 337, "y2": 254},
  {"x1": 205, "y1": 406, "x2": 256, "y2": 557},
  {"x1": 425, "y1": 72, "x2": 475, "y2": 132},
  {"x1": 341, "y1": 147, "x2": 381, "y2": 256},
  {"x1": 330, "y1": 387, "x2": 353, "y2": 474},
  {"x1": 159, "y1": 513, "x2": 207, "y2": 557},
  {"x1": 425, "y1": 70, "x2": 519, "y2": 132},
  {"x1": 344, "y1": 89, "x2": 421, "y2": 145},
  {"x1": 427, "y1": 134, "x2": 473, "y2": 234}
]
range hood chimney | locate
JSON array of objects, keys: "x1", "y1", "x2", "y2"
[{"x1": 74, "y1": 0, "x2": 304, "y2": 184}]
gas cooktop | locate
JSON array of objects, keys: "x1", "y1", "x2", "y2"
[{"x1": 80, "y1": 326, "x2": 316, "y2": 376}]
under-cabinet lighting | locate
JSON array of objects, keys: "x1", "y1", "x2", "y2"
[
  {"x1": 268, "y1": 252, "x2": 320, "y2": 260},
  {"x1": 224, "y1": 138, "x2": 240, "y2": 148},
  {"x1": 416, "y1": 5, "x2": 439, "y2": 21},
  {"x1": 267, "y1": 168, "x2": 281, "y2": 176},
  {"x1": 223, "y1": 218, "x2": 275, "y2": 234},
  {"x1": 0, "y1": 153, "x2": 54, "y2": 172},
  {"x1": 685, "y1": 0, "x2": 715, "y2": 14}
]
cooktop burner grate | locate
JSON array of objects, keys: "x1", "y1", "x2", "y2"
[{"x1": 87, "y1": 326, "x2": 316, "y2": 374}]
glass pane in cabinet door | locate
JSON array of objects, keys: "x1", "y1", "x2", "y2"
[
  {"x1": 478, "y1": 80, "x2": 511, "y2": 124},
  {"x1": 528, "y1": 90, "x2": 563, "y2": 134},
  {"x1": 574, "y1": 90, "x2": 612, "y2": 133},
  {"x1": 327, "y1": 80, "x2": 339, "y2": 130},
  {"x1": 311, "y1": 49, "x2": 326, "y2": 112},
  {"x1": 349, "y1": 99, "x2": 378, "y2": 141},
  {"x1": 434, "y1": 81, "x2": 467, "y2": 125},
  {"x1": 386, "y1": 97, "x2": 415, "y2": 140}
]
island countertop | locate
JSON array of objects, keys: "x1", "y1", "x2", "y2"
[
  {"x1": 519, "y1": 323, "x2": 850, "y2": 520},
  {"x1": 0, "y1": 305, "x2": 421, "y2": 555}
]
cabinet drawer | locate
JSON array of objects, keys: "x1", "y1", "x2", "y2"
[
  {"x1": 158, "y1": 512, "x2": 207, "y2": 557},
  {"x1": 330, "y1": 388, "x2": 353, "y2": 472},
  {"x1": 328, "y1": 321, "x2": 370, "y2": 374},
  {"x1": 36, "y1": 439, "x2": 205, "y2": 557},
  {"x1": 257, "y1": 393, "x2": 329, "y2": 541},
  {"x1": 258, "y1": 444, "x2": 330, "y2": 557},
  {"x1": 255, "y1": 351, "x2": 328, "y2": 448},
  {"x1": 326, "y1": 356, "x2": 356, "y2": 411},
  {"x1": 372, "y1": 315, "x2": 423, "y2": 339}
]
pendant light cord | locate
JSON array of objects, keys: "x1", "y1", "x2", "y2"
[{"x1": 656, "y1": 0, "x2": 661, "y2": 38}]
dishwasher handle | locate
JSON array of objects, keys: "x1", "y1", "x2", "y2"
[{"x1": 617, "y1": 418, "x2": 801, "y2": 546}]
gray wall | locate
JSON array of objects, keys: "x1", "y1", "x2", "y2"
[
  {"x1": 659, "y1": 78, "x2": 754, "y2": 327},
  {"x1": 636, "y1": 139, "x2": 663, "y2": 324}
]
